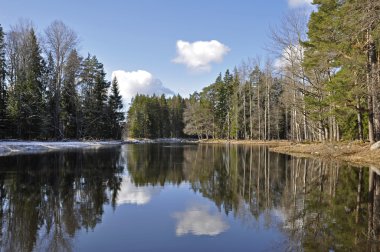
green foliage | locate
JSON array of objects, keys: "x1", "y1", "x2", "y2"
[
  {"x1": 0, "y1": 22, "x2": 125, "y2": 140},
  {"x1": 0, "y1": 24, "x2": 7, "y2": 138},
  {"x1": 80, "y1": 54, "x2": 111, "y2": 139},
  {"x1": 108, "y1": 77, "x2": 125, "y2": 139},
  {"x1": 127, "y1": 94, "x2": 185, "y2": 138},
  {"x1": 7, "y1": 28, "x2": 45, "y2": 138},
  {"x1": 62, "y1": 49, "x2": 81, "y2": 138}
]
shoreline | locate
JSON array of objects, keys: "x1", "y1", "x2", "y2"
[
  {"x1": 1, "y1": 139, "x2": 379, "y2": 168},
  {"x1": 200, "y1": 139, "x2": 380, "y2": 167},
  {"x1": 269, "y1": 141, "x2": 380, "y2": 168},
  {"x1": 0, "y1": 140, "x2": 123, "y2": 156}
]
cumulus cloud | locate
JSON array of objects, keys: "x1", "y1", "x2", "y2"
[
  {"x1": 173, "y1": 40, "x2": 230, "y2": 72},
  {"x1": 116, "y1": 175, "x2": 161, "y2": 205},
  {"x1": 288, "y1": 0, "x2": 312, "y2": 8},
  {"x1": 172, "y1": 205, "x2": 229, "y2": 236},
  {"x1": 112, "y1": 70, "x2": 174, "y2": 107}
]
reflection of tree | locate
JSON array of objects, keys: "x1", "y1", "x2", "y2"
[
  {"x1": 125, "y1": 143, "x2": 380, "y2": 250},
  {"x1": 126, "y1": 144, "x2": 187, "y2": 186},
  {"x1": 368, "y1": 167, "x2": 380, "y2": 252},
  {"x1": 0, "y1": 148, "x2": 123, "y2": 252}
]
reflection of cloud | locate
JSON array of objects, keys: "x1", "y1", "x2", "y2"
[
  {"x1": 173, "y1": 205, "x2": 229, "y2": 236},
  {"x1": 117, "y1": 175, "x2": 161, "y2": 205}
]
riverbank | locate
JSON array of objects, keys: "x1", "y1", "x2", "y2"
[
  {"x1": 1, "y1": 139, "x2": 379, "y2": 167},
  {"x1": 270, "y1": 141, "x2": 380, "y2": 167},
  {"x1": 0, "y1": 141, "x2": 123, "y2": 156},
  {"x1": 199, "y1": 139, "x2": 290, "y2": 146},
  {"x1": 200, "y1": 139, "x2": 380, "y2": 167}
]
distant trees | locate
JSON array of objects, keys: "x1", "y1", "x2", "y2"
[
  {"x1": 183, "y1": 67, "x2": 285, "y2": 140},
  {"x1": 0, "y1": 21, "x2": 124, "y2": 140},
  {"x1": 180, "y1": 0, "x2": 380, "y2": 142},
  {"x1": 126, "y1": 94, "x2": 185, "y2": 138}
]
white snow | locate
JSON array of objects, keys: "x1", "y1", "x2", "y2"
[{"x1": 0, "y1": 141, "x2": 123, "y2": 156}]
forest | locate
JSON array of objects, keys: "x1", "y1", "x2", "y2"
[
  {"x1": 1, "y1": 1, "x2": 379, "y2": 143},
  {"x1": 127, "y1": 0, "x2": 380, "y2": 143},
  {"x1": 0, "y1": 21, "x2": 124, "y2": 140}
]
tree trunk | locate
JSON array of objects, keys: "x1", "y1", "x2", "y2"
[
  {"x1": 243, "y1": 90, "x2": 247, "y2": 139},
  {"x1": 367, "y1": 30, "x2": 376, "y2": 143},
  {"x1": 257, "y1": 82, "x2": 261, "y2": 140},
  {"x1": 356, "y1": 95, "x2": 364, "y2": 141}
]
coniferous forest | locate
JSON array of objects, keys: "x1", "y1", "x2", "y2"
[
  {"x1": 126, "y1": 0, "x2": 380, "y2": 143},
  {"x1": 1, "y1": 1, "x2": 380, "y2": 143},
  {"x1": 0, "y1": 21, "x2": 124, "y2": 140}
]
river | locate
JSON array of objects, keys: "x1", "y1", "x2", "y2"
[{"x1": 0, "y1": 143, "x2": 378, "y2": 251}]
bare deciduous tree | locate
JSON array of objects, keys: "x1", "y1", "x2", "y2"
[{"x1": 44, "y1": 20, "x2": 78, "y2": 139}]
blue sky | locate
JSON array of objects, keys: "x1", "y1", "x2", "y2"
[{"x1": 0, "y1": 0, "x2": 312, "y2": 104}]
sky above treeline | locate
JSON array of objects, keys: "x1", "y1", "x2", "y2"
[{"x1": 0, "y1": 0, "x2": 312, "y2": 105}]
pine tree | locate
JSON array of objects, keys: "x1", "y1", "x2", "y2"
[
  {"x1": 8, "y1": 28, "x2": 46, "y2": 139},
  {"x1": 108, "y1": 77, "x2": 124, "y2": 139},
  {"x1": 80, "y1": 55, "x2": 110, "y2": 138}
]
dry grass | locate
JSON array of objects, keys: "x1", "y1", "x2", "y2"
[
  {"x1": 270, "y1": 141, "x2": 380, "y2": 167},
  {"x1": 200, "y1": 139, "x2": 380, "y2": 167}
]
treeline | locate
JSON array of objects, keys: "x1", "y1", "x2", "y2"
[
  {"x1": 0, "y1": 21, "x2": 124, "y2": 140},
  {"x1": 184, "y1": 68, "x2": 284, "y2": 140},
  {"x1": 127, "y1": 94, "x2": 185, "y2": 138},
  {"x1": 185, "y1": 0, "x2": 380, "y2": 142}
]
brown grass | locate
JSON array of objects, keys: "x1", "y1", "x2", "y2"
[
  {"x1": 200, "y1": 139, "x2": 380, "y2": 167},
  {"x1": 270, "y1": 141, "x2": 380, "y2": 167}
]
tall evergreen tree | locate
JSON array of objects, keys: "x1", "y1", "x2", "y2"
[
  {"x1": 108, "y1": 77, "x2": 124, "y2": 139},
  {"x1": 80, "y1": 55, "x2": 110, "y2": 138},
  {"x1": 62, "y1": 49, "x2": 81, "y2": 138},
  {"x1": 7, "y1": 28, "x2": 45, "y2": 139}
]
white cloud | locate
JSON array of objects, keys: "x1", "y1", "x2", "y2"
[
  {"x1": 172, "y1": 205, "x2": 229, "y2": 236},
  {"x1": 173, "y1": 40, "x2": 230, "y2": 72},
  {"x1": 288, "y1": 0, "x2": 312, "y2": 8},
  {"x1": 112, "y1": 70, "x2": 174, "y2": 107},
  {"x1": 116, "y1": 175, "x2": 161, "y2": 205}
]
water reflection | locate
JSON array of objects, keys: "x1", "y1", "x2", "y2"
[
  {"x1": 173, "y1": 205, "x2": 229, "y2": 236},
  {"x1": 126, "y1": 144, "x2": 380, "y2": 251},
  {"x1": 0, "y1": 148, "x2": 123, "y2": 252},
  {"x1": 116, "y1": 175, "x2": 161, "y2": 205},
  {"x1": 0, "y1": 144, "x2": 379, "y2": 251}
]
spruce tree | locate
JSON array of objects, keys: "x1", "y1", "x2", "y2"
[
  {"x1": 62, "y1": 49, "x2": 81, "y2": 138},
  {"x1": 80, "y1": 55, "x2": 110, "y2": 138},
  {"x1": 108, "y1": 77, "x2": 124, "y2": 139}
]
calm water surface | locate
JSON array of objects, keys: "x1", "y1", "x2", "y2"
[{"x1": 0, "y1": 144, "x2": 379, "y2": 251}]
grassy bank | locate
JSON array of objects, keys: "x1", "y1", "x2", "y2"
[
  {"x1": 270, "y1": 141, "x2": 380, "y2": 167},
  {"x1": 200, "y1": 139, "x2": 380, "y2": 167}
]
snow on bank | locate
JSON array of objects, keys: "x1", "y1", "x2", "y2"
[{"x1": 0, "y1": 141, "x2": 123, "y2": 156}]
